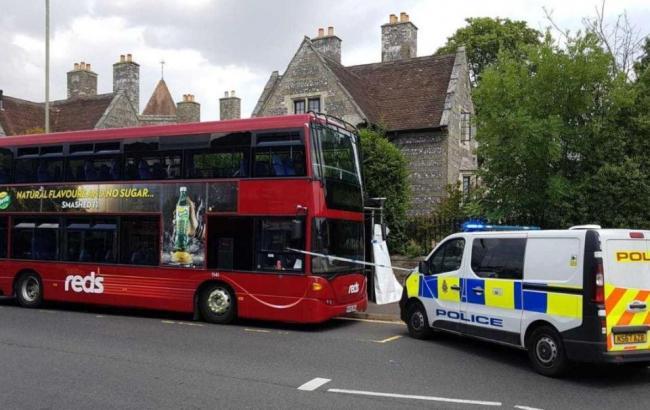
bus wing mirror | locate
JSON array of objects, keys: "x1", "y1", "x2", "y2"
[{"x1": 418, "y1": 261, "x2": 429, "y2": 275}]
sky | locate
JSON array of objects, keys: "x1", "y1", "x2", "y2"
[{"x1": 1, "y1": 0, "x2": 648, "y2": 121}]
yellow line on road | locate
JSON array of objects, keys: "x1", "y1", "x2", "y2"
[{"x1": 373, "y1": 335, "x2": 402, "y2": 344}]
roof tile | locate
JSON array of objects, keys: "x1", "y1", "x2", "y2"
[
  {"x1": 0, "y1": 94, "x2": 114, "y2": 136},
  {"x1": 321, "y1": 54, "x2": 456, "y2": 131}
]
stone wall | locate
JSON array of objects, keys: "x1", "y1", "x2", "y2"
[
  {"x1": 67, "y1": 64, "x2": 97, "y2": 99},
  {"x1": 176, "y1": 99, "x2": 200, "y2": 123},
  {"x1": 113, "y1": 56, "x2": 140, "y2": 114},
  {"x1": 381, "y1": 20, "x2": 417, "y2": 62},
  {"x1": 391, "y1": 129, "x2": 449, "y2": 216},
  {"x1": 444, "y1": 48, "x2": 477, "y2": 186},
  {"x1": 254, "y1": 40, "x2": 364, "y2": 126},
  {"x1": 138, "y1": 115, "x2": 177, "y2": 126},
  {"x1": 220, "y1": 95, "x2": 241, "y2": 120},
  {"x1": 95, "y1": 92, "x2": 140, "y2": 129},
  {"x1": 311, "y1": 34, "x2": 341, "y2": 63}
]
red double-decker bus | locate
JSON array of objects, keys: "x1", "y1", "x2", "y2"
[{"x1": 0, "y1": 113, "x2": 367, "y2": 323}]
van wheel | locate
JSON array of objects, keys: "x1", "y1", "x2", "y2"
[
  {"x1": 199, "y1": 284, "x2": 236, "y2": 324},
  {"x1": 527, "y1": 326, "x2": 568, "y2": 377},
  {"x1": 15, "y1": 272, "x2": 43, "y2": 308},
  {"x1": 406, "y1": 302, "x2": 432, "y2": 339}
]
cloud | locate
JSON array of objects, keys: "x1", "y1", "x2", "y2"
[{"x1": 1, "y1": 0, "x2": 648, "y2": 120}]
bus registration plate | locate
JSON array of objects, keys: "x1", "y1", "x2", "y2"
[
  {"x1": 346, "y1": 304, "x2": 357, "y2": 313},
  {"x1": 614, "y1": 333, "x2": 647, "y2": 344}
]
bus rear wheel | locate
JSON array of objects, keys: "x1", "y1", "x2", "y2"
[
  {"x1": 199, "y1": 283, "x2": 236, "y2": 324},
  {"x1": 15, "y1": 272, "x2": 43, "y2": 309}
]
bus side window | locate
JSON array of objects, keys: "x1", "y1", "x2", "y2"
[
  {"x1": 0, "y1": 149, "x2": 12, "y2": 183},
  {"x1": 0, "y1": 217, "x2": 7, "y2": 258},
  {"x1": 120, "y1": 217, "x2": 160, "y2": 266}
]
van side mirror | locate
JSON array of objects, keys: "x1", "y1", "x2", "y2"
[{"x1": 418, "y1": 260, "x2": 430, "y2": 275}]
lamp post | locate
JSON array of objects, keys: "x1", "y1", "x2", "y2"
[{"x1": 44, "y1": 0, "x2": 50, "y2": 133}]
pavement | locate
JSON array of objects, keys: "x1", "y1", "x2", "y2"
[
  {"x1": 1, "y1": 297, "x2": 649, "y2": 410},
  {"x1": 347, "y1": 301, "x2": 401, "y2": 322}
]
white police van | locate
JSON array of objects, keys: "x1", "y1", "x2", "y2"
[{"x1": 399, "y1": 224, "x2": 650, "y2": 376}]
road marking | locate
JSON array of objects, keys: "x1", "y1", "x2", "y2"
[
  {"x1": 373, "y1": 335, "x2": 402, "y2": 344},
  {"x1": 327, "y1": 388, "x2": 502, "y2": 407},
  {"x1": 334, "y1": 316, "x2": 404, "y2": 325},
  {"x1": 298, "y1": 378, "x2": 331, "y2": 391},
  {"x1": 161, "y1": 320, "x2": 204, "y2": 327},
  {"x1": 244, "y1": 328, "x2": 271, "y2": 333},
  {"x1": 96, "y1": 315, "x2": 104, "y2": 318},
  {"x1": 514, "y1": 406, "x2": 544, "y2": 410}
]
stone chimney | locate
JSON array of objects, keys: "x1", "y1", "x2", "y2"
[
  {"x1": 220, "y1": 90, "x2": 241, "y2": 120},
  {"x1": 113, "y1": 53, "x2": 140, "y2": 113},
  {"x1": 67, "y1": 61, "x2": 98, "y2": 99},
  {"x1": 381, "y1": 12, "x2": 417, "y2": 62},
  {"x1": 177, "y1": 94, "x2": 201, "y2": 123},
  {"x1": 311, "y1": 26, "x2": 342, "y2": 63}
]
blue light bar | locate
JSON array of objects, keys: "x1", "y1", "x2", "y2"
[{"x1": 461, "y1": 219, "x2": 541, "y2": 232}]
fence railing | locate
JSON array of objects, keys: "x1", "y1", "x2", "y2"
[{"x1": 405, "y1": 216, "x2": 549, "y2": 251}]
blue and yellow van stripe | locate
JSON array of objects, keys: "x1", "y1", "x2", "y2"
[{"x1": 406, "y1": 273, "x2": 582, "y2": 319}]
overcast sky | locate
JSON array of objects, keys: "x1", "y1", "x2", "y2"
[{"x1": 1, "y1": 0, "x2": 648, "y2": 120}]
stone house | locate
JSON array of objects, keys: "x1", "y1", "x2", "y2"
[
  {"x1": 0, "y1": 54, "x2": 206, "y2": 136},
  {"x1": 253, "y1": 12, "x2": 477, "y2": 215}
]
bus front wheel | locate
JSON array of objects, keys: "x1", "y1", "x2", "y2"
[
  {"x1": 15, "y1": 272, "x2": 44, "y2": 309},
  {"x1": 199, "y1": 283, "x2": 236, "y2": 324}
]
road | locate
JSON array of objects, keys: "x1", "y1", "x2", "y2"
[{"x1": 0, "y1": 299, "x2": 648, "y2": 410}]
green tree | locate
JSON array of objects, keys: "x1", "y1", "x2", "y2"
[
  {"x1": 359, "y1": 128, "x2": 410, "y2": 251},
  {"x1": 435, "y1": 17, "x2": 542, "y2": 86},
  {"x1": 474, "y1": 31, "x2": 650, "y2": 228}
]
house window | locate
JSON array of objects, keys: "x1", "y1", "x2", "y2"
[
  {"x1": 294, "y1": 100, "x2": 306, "y2": 114},
  {"x1": 308, "y1": 97, "x2": 321, "y2": 113},
  {"x1": 294, "y1": 97, "x2": 321, "y2": 114},
  {"x1": 463, "y1": 175, "x2": 471, "y2": 196},
  {"x1": 461, "y1": 112, "x2": 471, "y2": 142}
]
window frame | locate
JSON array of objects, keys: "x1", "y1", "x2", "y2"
[
  {"x1": 307, "y1": 97, "x2": 321, "y2": 113},
  {"x1": 470, "y1": 237, "x2": 527, "y2": 280},
  {"x1": 462, "y1": 175, "x2": 471, "y2": 196},
  {"x1": 425, "y1": 238, "x2": 466, "y2": 276},
  {"x1": 461, "y1": 111, "x2": 472, "y2": 143},
  {"x1": 293, "y1": 99, "x2": 306, "y2": 114},
  {"x1": 254, "y1": 216, "x2": 306, "y2": 273}
]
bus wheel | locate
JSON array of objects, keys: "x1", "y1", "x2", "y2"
[
  {"x1": 15, "y1": 272, "x2": 43, "y2": 309},
  {"x1": 199, "y1": 284, "x2": 236, "y2": 324},
  {"x1": 406, "y1": 302, "x2": 432, "y2": 339},
  {"x1": 527, "y1": 326, "x2": 568, "y2": 377}
]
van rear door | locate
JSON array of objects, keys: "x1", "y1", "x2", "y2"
[{"x1": 602, "y1": 232, "x2": 650, "y2": 353}]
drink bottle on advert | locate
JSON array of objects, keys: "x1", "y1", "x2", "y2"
[{"x1": 172, "y1": 186, "x2": 192, "y2": 264}]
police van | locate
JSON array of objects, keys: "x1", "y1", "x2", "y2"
[{"x1": 399, "y1": 225, "x2": 650, "y2": 376}]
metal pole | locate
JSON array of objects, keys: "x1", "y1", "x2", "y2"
[{"x1": 44, "y1": 0, "x2": 50, "y2": 133}]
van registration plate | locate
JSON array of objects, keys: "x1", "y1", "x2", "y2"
[{"x1": 614, "y1": 333, "x2": 647, "y2": 344}]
